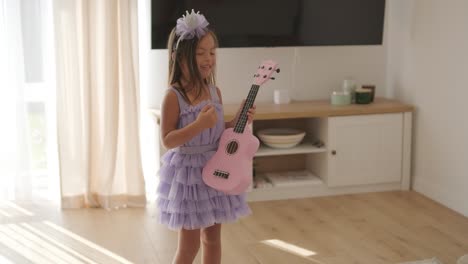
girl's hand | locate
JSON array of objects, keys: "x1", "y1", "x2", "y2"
[
  {"x1": 231, "y1": 100, "x2": 256, "y2": 126},
  {"x1": 246, "y1": 104, "x2": 256, "y2": 124},
  {"x1": 196, "y1": 104, "x2": 217, "y2": 129}
]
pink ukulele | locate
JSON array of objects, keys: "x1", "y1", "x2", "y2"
[{"x1": 202, "y1": 60, "x2": 280, "y2": 194}]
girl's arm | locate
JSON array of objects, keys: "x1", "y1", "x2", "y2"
[
  {"x1": 216, "y1": 87, "x2": 255, "y2": 128},
  {"x1": 160, "y1": 90, "x2": 217, "y2": 149}
]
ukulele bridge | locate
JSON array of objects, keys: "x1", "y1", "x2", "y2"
[{"x1": 213, "y1": 169, "x2": 230, "y2": 179}]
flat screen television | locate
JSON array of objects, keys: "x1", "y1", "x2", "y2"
[{"x1": 151, "y1": 0, "x2": 386, "y2": 49}]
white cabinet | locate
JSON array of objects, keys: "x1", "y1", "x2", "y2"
[
  {"x1": 248, "y1": 112, "x2": 411, "y2": 201},
  {"x1": 327, "y1": 113, "x2": 403, "y2": 187}
]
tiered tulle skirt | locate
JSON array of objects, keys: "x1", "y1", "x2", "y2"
[{"x1": 156, "y1": 150, "x2": 251, "y2": 230}]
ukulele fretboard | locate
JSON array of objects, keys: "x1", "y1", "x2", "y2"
[{"x1": 233, "y1": 84, "x2": 259, "y2": 134}]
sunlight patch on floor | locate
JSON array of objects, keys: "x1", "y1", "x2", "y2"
[
  {"x1": 261, "y1": 239, "x2": 317, "y2": 258},
  {"x1": 0, "y1": 224, "x2": 57, "y2": 263},
  {"x1": 18, "y1": 223, "x2": 98, "y2": 263},
  {"x1": 0, "y1": 220, "x2": 135, "y2": 264},
  {"x1": 0, "y1": 208, "x2": 12, "y2": 218},
  {"x1": 0, "y1": 200, "x2": 34, "y2": 217},
  {"x1": 0, "y1": 254, "x2": 14, "y2": 264},
  {"x1": 44, "y1": 221, "x2": 133, "y2": 264}
]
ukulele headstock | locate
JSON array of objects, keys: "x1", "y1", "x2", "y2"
[{"x1": 253, "y1": 60, "x2": 280, "y2": 86}]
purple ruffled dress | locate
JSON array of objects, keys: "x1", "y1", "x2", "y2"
[{"x1": 156, "y1": 85, "x2": 251, "y2": 230}]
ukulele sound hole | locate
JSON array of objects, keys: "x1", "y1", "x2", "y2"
[{"x1": 225, "y1": 141, "x2": 239, "y2": 155}]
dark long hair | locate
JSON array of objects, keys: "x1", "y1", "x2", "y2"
[{"x1": 167, "y1": 27, "x2": 218, "y2": 104}]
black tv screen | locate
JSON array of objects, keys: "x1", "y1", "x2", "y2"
[{"x1": 151, "y1": 0, "x2": 386, "y2": 49}]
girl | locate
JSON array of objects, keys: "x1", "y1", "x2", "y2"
[{"x1": 157, "y1": 10, "x2": 255, "y2": 264}]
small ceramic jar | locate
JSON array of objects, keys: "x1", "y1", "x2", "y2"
[
  {"x1": 355, "y1": 88, "x2": 372, "y2": 104},
  {"x1": 331, "y1": 91, "x2": 351, "y2": 106}
]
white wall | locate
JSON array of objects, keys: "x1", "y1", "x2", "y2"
[
  {"x1": 140, "y1": 0, "x2": 389, "y2": 108},
  {"x1": 385, "y1": 0, "x2": 414, "y2": 99},
  {"x1": 389, "y1": 0, "x2": 468, "y2": 217}
]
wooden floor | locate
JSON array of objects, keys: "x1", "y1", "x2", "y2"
[{"x1": 0, "y1": 191, "x2": 467, "y2": 264}]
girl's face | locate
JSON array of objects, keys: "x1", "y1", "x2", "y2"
[{"x1": 195, "y1": 33, "x2": 216, "y2": 79}]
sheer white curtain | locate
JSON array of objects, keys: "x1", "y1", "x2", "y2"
[
  {"x1": 0, "y1": 0, "x2": 29, "y2": 200},
  {"x1": 0, "y1": 0, "x2": 58, "y2": 201},
  {"x1": 53, "y1": 0, "x2": 145, "y2": 209}
]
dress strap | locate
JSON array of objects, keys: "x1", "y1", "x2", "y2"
[
  {"x1": 209, "y1": 85, "x2": 220, "y2": 103},
  {"x1": 169, "y1": 87, "x2": 189, "y2": 111}
]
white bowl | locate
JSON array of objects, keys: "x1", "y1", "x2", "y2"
[{"x1": 257, "y1": 128, "x2": 306, "y2": 149}]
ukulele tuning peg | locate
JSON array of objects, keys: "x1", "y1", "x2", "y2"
[{"x1": 276, "y1": 68, "x2": 281, "y2": 73}]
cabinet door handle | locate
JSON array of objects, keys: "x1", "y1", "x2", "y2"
[{"x1": 331, "y1": 150, "x2": 336, "y2": 155}]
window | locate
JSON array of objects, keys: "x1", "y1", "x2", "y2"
[{"x1": 0, "y1": 0, "x2": 58, "y2": 201}]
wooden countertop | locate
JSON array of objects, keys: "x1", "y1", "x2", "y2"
[{"x1": 149, "y1": 97, "x2": 414, "y2": 123}]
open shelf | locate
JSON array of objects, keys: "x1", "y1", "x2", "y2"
[
  {"x1": 252, "y1": 170, "x2": 323, "y2": 189},
  {"x1": 247, "y1": 170, "x2": 324, "y2": 201},
  {"x1": 255, "y1": 141, "x2": 326, "y2": 157}
]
